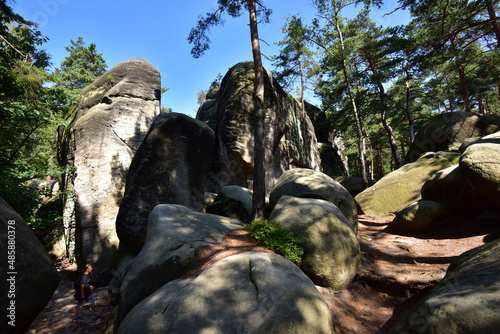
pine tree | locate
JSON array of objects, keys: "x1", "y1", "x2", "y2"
[
  {"x1": 0, "y1": 0, "x2": 63, "y2": 221},
  {"x1": 188, "y1": 0, "x2": 272, "y2": 220},
  {"x1": 273, "y1": 15, "x2": 315, "y2": 166},
  {"x1": 52, "y1": 37, "x2": 107, "y2": 104}
]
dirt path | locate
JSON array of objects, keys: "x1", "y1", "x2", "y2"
[{"x1": 28, "y1": 215, "x2": 495, "y2": 333}]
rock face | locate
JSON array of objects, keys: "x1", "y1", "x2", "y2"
[
  {"x1": 386, "y1": 200, "x2": 450, "y2": 234},
  {"x1": 0, "y1": 198, "x2": 59, "y2": 333},
  {"x1": 206, "y1": 185, "x2": 253, "y2": 223},
  {"x1": 117, "y1": 204, "x2": 242, "y2": 323},
  {"x1": 57, "y1": 58, "x2": 161, "y2": 285},
  {"x1": 269, "y1": 168, "x2": 358, "y2": 232},
  {"x1": 118, "y1": 252, "x2": 334, "y2": 334},
  {"x1": 355, "y1": 152, "x2": 457, "y2": 217},
  {"x1": 269, "y1": 196, "x2": 360, "y2": 290},
  {"x1": 421, "y1": 165, "x2": 484, "y2": 215},
  {"x1": 459, "y1": 131, "x2": 500, "y2": 210},
  {"x1": 307, "y1": 103, "x2": 348, "y2": 177},
  {"x1": 390, "y1": 238, "x2": 500, "y2": 334},
  {"x1": 318, "y1": 143, "x2": 348, "y2": 178},
  {"x1": 115, "y1": 113, "x2": 215, "y2": 253},
  {"x1": 406, "y1": 112, "x2": 500, "y2": 162},
  {"x1": 196, "y1": 61, "x2": 320, "y2": 195}
]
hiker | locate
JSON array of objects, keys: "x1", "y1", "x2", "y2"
[{"x1": 73, "y1": 264, "x2": 100, "y2": 319}]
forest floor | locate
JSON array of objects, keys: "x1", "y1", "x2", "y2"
[{"x1": 28, "y1": 214, "x2": 498, "y2": 334}]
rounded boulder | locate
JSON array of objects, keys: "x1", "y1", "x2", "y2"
[{"x1": 269, "y1": 168, "x2": 358, "y2": 232}]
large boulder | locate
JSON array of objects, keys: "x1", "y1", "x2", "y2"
[
  {"x1": 196, "y1": 61, "x2": 320, "y2": 196},
  {"x1": 385, "y1": 200, "x2": 450, "y2": 234},
  {"x1": 196, "y1": 98, "x2": 218, "y2": 130},
  {"x1": 57, "y1": 58, "x2": 161, "y2": 285},
  {"x1": 117, "y1": 204, "x2": 242, "y2": 323},
  {"x1": 389, "y1": 238, "x2": 500, "y2": 334},
  {"x1": 355, "y1": 152, "x2": 457, "y2": 217},
  {"x1": 0, "y1": 198, "x2": 59, "y2": 333},
  {"x1": 459, "y1": 131, "x2": 500, "y2": 211},
  {"x1": 318, "y1": 143, "x2": 348, "y2": 178},
  {"x1": 306, "y1": 103, "x2": 348, "y2": 176},
  {"x1": 269, "y1": 168, "x2": 358, "y2": 232},
  {"x1": 421, "y1": 165, "x2": 484, "y2": 215},
  {"x1": 118, "y1": 252, "x2": 334, "y2": 334},
  {"x1": 269, "y1": 196, "x2": 360, "y2": 290},
  {"x1": 406, "y1": 112, "x2": 500, "y2": 162},
  {"x1": 115, "y1": 112, "x2": 215, "y2": 253},
  {"x1": 206, "y1": 185, "x2": 253, "y2": 222},
  {"x1": 334, "y1": 176, "x2": 376, "y2": 197}
]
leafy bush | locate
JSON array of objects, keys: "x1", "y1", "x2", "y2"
[{"x1": 244, "y1": 220, "x2": 304, "y2": 265}]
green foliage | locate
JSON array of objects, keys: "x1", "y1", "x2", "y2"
[
  {"x1": 52, "y1": 36, "x2": 107, "y2": 110},
  {"x1": 0, "y1": 5, "x2": 106, "y2": 227},
  {"x1": 273, "y1": 15, "x2": 315, "y2": 93},
  {"x1": 30, "y1": 208, "x2": 62, "y2": 230},
  {"x1": 188, "y1": 0, "x2": 272, "y2": 58},
  {"x1": 0, "y1": 3, "x2": 61, "y2": 221},
  {"x1": 273, "y1": 0, "x2": 500, "y2": 179},
  {"x1": 243, "y1": 220, "x2": 304, "y2": 265}
]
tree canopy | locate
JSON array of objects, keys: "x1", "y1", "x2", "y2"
[
  {"x1": 273, "y1": 0, "x2": 500, "y2": 180},
  {"x1": 189, "y1": 0, "x2": 272, "y2": 219},
  {"x1": 0, "y1": 1, "x2": 107, "y2": 224},
  {"x1": 1, "y1": 0, "x2": 499, "y2": 223}
]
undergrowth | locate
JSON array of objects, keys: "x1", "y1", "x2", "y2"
[{"x1": 243, "y1": 220, "x2": 304, "y2": 265}]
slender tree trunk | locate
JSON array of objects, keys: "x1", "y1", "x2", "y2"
[
  {"x1": 484, "y1": 0, "x2": 500, "y2": 97},
  {"x1": 298, "y1": 52, "x2": 309, "y2": 166},
  {"x1": 450, "y1": 37, "x2": 472, "y2": 111},
  {"x1": 485, "y1": 0, "x2": 500, "y2": 48},
  {"x1": 367, "y1": 58, "x2": 402, "y2": 168},
  {"x1": 249, "y1": 0, "x2": 266, "y2": 220},
  {"x1": 458, "y1": 64, "x2": 472, "y2": 112},
  {"x1": 331, "y1": 10, "x2": 367, "y2": 187},
  {"x1": 405, "y1": 79, "x2": 415, "y2": 143}
]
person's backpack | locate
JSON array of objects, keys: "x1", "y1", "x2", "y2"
[{"x1": 74, "y1": 274, "x2": 82, "y2": 290}]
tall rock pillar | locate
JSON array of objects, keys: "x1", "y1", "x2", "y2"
[{"x1": 58, "y1": 58, "x2": 161, "y2": 285}]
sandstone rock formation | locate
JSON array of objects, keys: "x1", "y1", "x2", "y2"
[
  {"x1": 269, "y1": 168, "x2": 358, "y2": 232},
  {"x1": 118, "y1": 252, "x2": 334, "y2": 334},
  {"x1": 117, "y1": 204, "x2": 242, "y2": 323},
  {"x1": 406, "y1": 112, "x2": 500, "y2": 162},
  {"x1": 421, "y1": 165, "x2": 484, "y2": 215},
  {"x1": 0, "y1": 198, "x2": 59, "y2": 333},
  {"x1": 390, "y1": 238, "x2": 500, "y2": 334},
  {"x1": 459, "y1": 131, "x2": 500, "y2": 211},
  {"x1": 307, "y1": 102, "x2": 348, "y2": 177},
  {"x1": 386, "y1": 200, "x2": 450, "y2": 234},
  {"x1": 196, "y1": 61, "x2": 321, "y2": 195},
  {"x1": 206, "y1": 185, "x2": 253, "y2": 222},
  {"x1": 57, "y1": 58, "x2": 161, "y2": 285},
  {"x1": 115, "y1": 113, "x2": 215, "y2": 253},
  {"x1": 269, "y1": 196, "x2": 360, "y2": 290},
  {"x1": 355, "y1": 152, "x2": 458, "y2": 217}
]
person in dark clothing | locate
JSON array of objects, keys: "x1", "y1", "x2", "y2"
[{"x1": 73, "y1": 264, "x2": 100, "y2": 319}]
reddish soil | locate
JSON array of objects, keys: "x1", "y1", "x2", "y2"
[{"x1": 28, "y1": 215, "x2": 497, "y2": 334}]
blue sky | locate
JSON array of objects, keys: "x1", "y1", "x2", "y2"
[{"x1": 12, "y1": 0, "x2": 409, "y2": 117}]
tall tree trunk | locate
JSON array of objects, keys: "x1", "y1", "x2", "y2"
[
  {"x1": 298, "y1": 52, "x2": 309, "y2": 166},
  {"x1": 249, "y1": 0, "x2": 266, "y2": 220},
  {"x1": 368, "y1": 59, "x2": 402, "y2": 168},
  {"x1": 405, "y1": 79, "x2": 415, "y2": 143},
  {"x1": 450, "y1": 37, "x2": 472, "y2": 112},
  {"x1": 334, "y1": 13, "x2": 368, "y2": 187},
  {"x1": 485, "y1": 0, "x2": 500, "y2": 48},
  {"x1": 458, "y1": 64, "x2": 472, "y2": 112},
  {"x1": 400, "y1": 135, "x2": 406, "y2": 158},
  {"x1": 484, "y1": 0, "x2": 500, "y2": 97}
]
